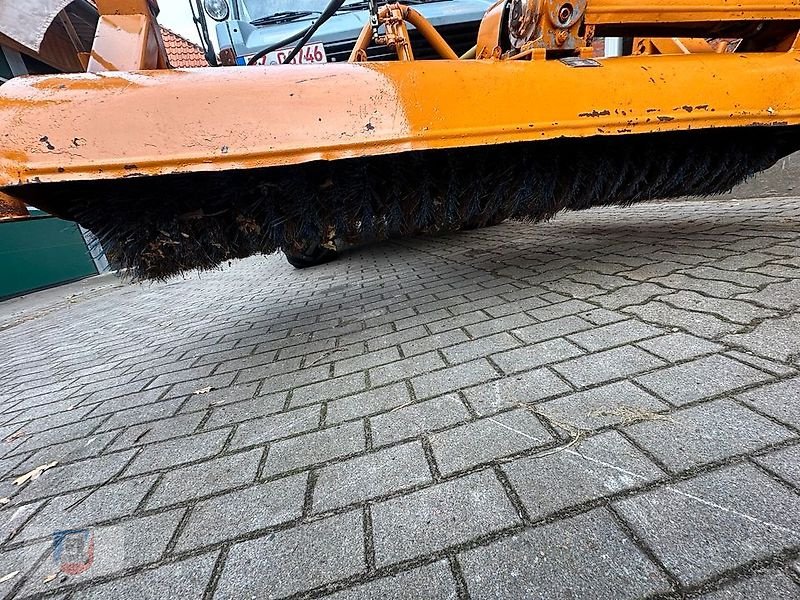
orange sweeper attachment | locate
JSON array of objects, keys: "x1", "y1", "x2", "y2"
[{"x1": 2, "y1": 0, "x2": 800, "y2": 277}]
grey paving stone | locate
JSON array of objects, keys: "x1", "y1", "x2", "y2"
[
  {"x1": 566, "y1": 319, "x2": 664, "y2": 352},
  {"x1": 624, "y1": 301, "x2": 741, "y2": 338},
  {"x1": 366, "y1": 326, "x2": 428, "y2": 352},
  {"x1": 215, "y1": 511, "x2": 365, "y2": 598},
  {"x1": 512, "y1": 316, "x2": 592, "y2": 344},
  {"x1": 684, "y1": 265, "x2": 778, "y2": 288},
  {"x1": 725, "y1": 350, "x2": 797, "y2": 377},
  {"x1": 96, "y1": 398, "x2": 184, "y2": 432},
  {"x1": 256, "y1": 364, "x2": 332, "y2": 394},
  {"x1": 313, "y1": 441, "x2": 432, "y2": 513},
  {"x1": 22, "y1": 509, "x2": 184, "y2": 596},
  {"x1": 107, "y1": 412, "x2": 205, "y2": 451},
  {"x1": 625, "y1": 399, "x2": 794, "y2": 472},
  {"x1": 320, "y1": 561, "x2": 457, "y2": 600},
  {"x1": 578, "y1": 307, "x2": 629, "y2": 326},
  {"x1": 427, "y1": 311, "x2": 491, "y2": 335},
  {"x1": 71, "y1": 552, "x2": 219, "y2": 600},
  {"x1": 462, "y1": 368, "x2": 572, "y2": 416},
  {"x1": 0, "y1": 541, "x2": 50, "y2": 597},
  {"x1": 263, "y1": 421, "x2": 365, "y2": 476},
  {"x1": 651, "y1": 273, "x2": 751, "y2": 298},
  {"x1": 738, "y1": 378, "x2": 800, "y2": 428},
  {"x1": 492, "y1": 338, "x2": 586, "y2": 376},
  {"x1": 370, "y1": 394, "x2": 470, "y2": 447},
  {"x1": 14, "y1": 475, "x2": 158, "y2": 543},
  {"x1": 0, "y1": 453, "x2": 30, "y2": 479},
  {"x1": 164, "y1": 373, "x2": 238, "y2": 399},
  {"x1": 176, "y1": 474, "x2": 307, "y2": 551},
  {"x1": 738, "y1": 279, "x2": 800, "y2": 310},
  {"x1": 12, "y1": 432, "x2": 117, "y2": 477},
  {"x1": 334, "y1": 347, "x2": 401, "y2": 377},
  {"x1": 401, "y1": 330, "x2": 470, "y2": 357},
  {"x1": 594, "y1": 282, "x2": 669, "y2": 310},
  {"x1": 202, "y1": 393, "x2": 286, "y2": 430},
  {"x1": 228, "y1": 356, "x2": 305, "y2": 384},
  {"x1": 527, "y1": 300, "x2": 596, "y2": 322},
  {"x1": 441, "y1": 333, "x2": 521, "y2": 365},
  {"x1": 0, "y1": 500, "x2": 44, "y2": 544},
  {"x1": 503, "y1": 431, "x2": 664, "y2": 520},
  {"x1": 126, "y1": 429, "x2": 229, "y2": 476},
  {"x1": 83, "y1": 381, "x2": 149, "y2": 405},
  {"x1": 637, "y1": 333, "x2": 723, "y2": 362},
  {"x1": 464, "y1": 314, "x2": 535, "y2": 339},
  {"x1": 485, "y1": 295, "x2": 548, "y2": 318},
  {"x1": 698, "y1": 570, "x2": 800, "y2": 600},
  {"x1": 371, "y1": 470, "x2": 519, "y2": 567},
  {"x1": 9, "y1": 409, "x2": 92, "y2": 441},
  {"x1": 145, "y1": 364, "x2": 216, "y2": 390},
  {"x1": 460, "y1": 509, "x2": 670, "y2": 599},
  {"x1": 76, "y1": 388, "x2": 165, "y2": 419},
  {"x1": 536, "y1": 381, "x2": 669, "y2": 431},
  {"x1": 145, "y1": 449, "x2": 261, "y2": 509},
  {"x1": 290, "y1": 372, "x2": 367, "y2": 408},
  {"x1": 724, "y1": 315, "x2": 800, "y2": 362},
  {"x1": 15, "y1": 450, "x2": 135, "y2": 503},
  {"x1": 370, "y1": 352, "x2": 447, "y2": 386},
  {"x1": 394, "y1": 309, "x2": 451, "y2": 331},
  {"x1": 9, "y1": 416, "x2": 107, "y2": 456},
  {"x1": 543, "y1": 278, "x2": 605, "y2": 299},
  {"x1": 661, "y1": 291, "x2": 779, "y2": 325},
  {"x1": 754, "y1": 444, "x2": 800, "y2": 488},
  {"x1": 325, "y1": 383, "x2": 411, "y2": 425},
  {"x1": 614, "y1": 463, "x2": 800, "y2": 586},
  {"x1": 554, "y1": 346, "x2": 666, "y2": 388},
  {"x1": 430, "y1": 409, "x2": 553, "y2": 475},
  {"x1": 635, "y1": 355, "x2": 772, "y2": 406},
  {"x1": 411, "y1": 360, "x2": 499, "y2": 400},
  {"x1": 229, "y1": 405, "x2": 321, "y2": 449},
  {"x1": 304, "y1": 342, "x2": 366, "y2": 367}
]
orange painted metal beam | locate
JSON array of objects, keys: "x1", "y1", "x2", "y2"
[
  {"x1": 1, "y1": 51, "x2": 799, "y2": 189},
  {"x1": 585, "y1": 0, "x2": 800, "y2": 24}
]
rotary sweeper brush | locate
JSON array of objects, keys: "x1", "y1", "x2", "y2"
[{"x1": 2, "y1": 0, "x2": 800, "y2": 277}]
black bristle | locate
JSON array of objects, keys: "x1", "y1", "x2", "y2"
[{"x1": 12, "y1": 126, "x2": 799, "y2": 280}]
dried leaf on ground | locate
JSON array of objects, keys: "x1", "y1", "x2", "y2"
[
  {"x1": 14, "y1": 461, "x2": 58, "y2": 486},
  {"x1": 3, "y1": 431, "x2": 26, "y2": 443},
  {"x1": 0, "y1": 571, "x2": 19, "y2": 583}
]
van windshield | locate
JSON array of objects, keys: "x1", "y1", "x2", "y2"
[
  {"x1": 240, "y1": 1, "x2": 351, "y2": 20},
  {"x1": 240, "y1": 1, "x2": 435, "y2": 21}
]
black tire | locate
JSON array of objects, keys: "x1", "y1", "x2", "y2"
[{"x1": 284, "y1": 243, "x2": 338, "y2": 269}]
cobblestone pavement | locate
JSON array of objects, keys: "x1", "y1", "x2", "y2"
[{"x1": 1, "y1": 196, "x2": 800, "y2": 600}]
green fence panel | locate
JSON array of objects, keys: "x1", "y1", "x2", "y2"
[{"x1": 0, "y1": 213, "x2": 98, "y2": 299}]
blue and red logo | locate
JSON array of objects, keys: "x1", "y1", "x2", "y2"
[{"x1": 52, "y1": 529, "x2": 94, "y2": 575}]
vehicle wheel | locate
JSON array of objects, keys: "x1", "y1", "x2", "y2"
[{"x1": 284, "y1": 243, "x2": 338, "y2": 269}]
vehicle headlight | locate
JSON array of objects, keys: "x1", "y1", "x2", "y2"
[{"x1": 204, "y1": 0, "x2": 230, "y2": 22}]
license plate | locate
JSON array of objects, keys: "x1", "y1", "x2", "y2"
[{"x1": 246, "y1": 42, "x2": 328, "y2": 66}]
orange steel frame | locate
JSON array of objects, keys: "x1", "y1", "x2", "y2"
[
  {"x1": 2, "y1": 0, "x2": 800, "y2": 192},
  {"x1": 88, "y1": 0, "x2": 169, "y2": 72}
]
